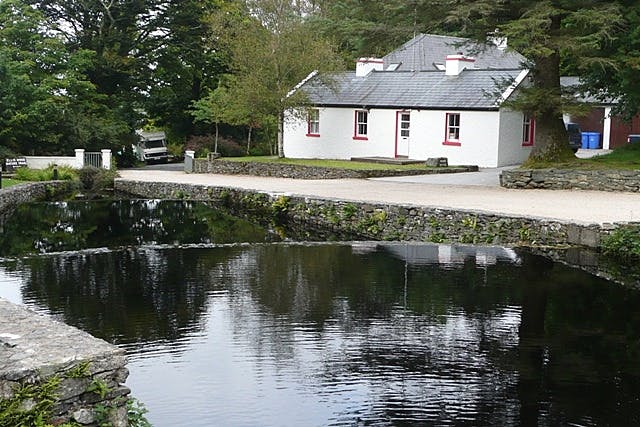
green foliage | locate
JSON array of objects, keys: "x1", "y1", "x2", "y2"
[
  {"x1": 145, "y1": 0, "x2": 227, "y2": 139},
  {"x1": 341, "y1": 203, "x2": 358, "y2": 220},
  {"x1": 93, "y1": 404, "x2": 111, "y2": 427},
  {"x1": 0, "y1": 0, "x2": 131, "y2": 155},
  {"x1": 221, "y1": 156, "x2": 432, "y2": 171},
  {"x1": 126, "y1": 398, "x2": 152, "y2": 427},
  {"x1": 14, "y1": 166, "x2": 77, "y2": 182},
  {"x1": 87, "y1": 379, "x2": 111, "y2": 400},
  {"x1": 446, "y1": 0, "x2": 629, "y2": 163},
  {"x1": 0, "y1": 375, "x2": 61, "y2": 427},
  {"x1": 201, "y1": 0, "x2": 345, "y2": 157},
  {"x1": 271, "y1": 195, "x2": 290, "y2": 224},
  {"x1": 309, "y1": 0, "x2": 452, "y2": 60},
  {"x1": 0, "y1": 178, "x2": 25, "y2": 188},
  {"x1": 184, "y1": 134, "x2": 244, "y2": 158},
  {"x1": 65, "y1": 361, "x2": 91, "y2": 379},
  {"x1": 77, "y1": 166, "x2": 118, "y2": 193},
  {"x1": 602, "y1": 226, "x2": 640, "y2": 262}
]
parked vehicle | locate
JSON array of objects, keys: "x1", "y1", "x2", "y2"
[
  {"x1": 134, "y1": 130, "x2": 169, "y2": 163},
  {"x1": 566, "y1": 122, "x2": 582, "y2": 153},
  {"x1": 628, "y1": 134, "x2": 640, "y2": 143}
]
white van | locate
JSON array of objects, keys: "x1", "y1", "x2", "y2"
[{"x1": 134, "y1": 130, "x2": 169, "y2": 163}]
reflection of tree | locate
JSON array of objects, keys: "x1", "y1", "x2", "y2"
[
  {"x1": 0, "y1": 200, "x2": 272, "y2": 256},
  {"x1": 515, "y1": 252, "x2": 640, "y2": 426},
  {"x1": 10, "y1": 247, "x2": 241, "y2": 347}
]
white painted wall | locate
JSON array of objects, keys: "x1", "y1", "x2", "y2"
[
  {"x1": 408, "y1": 110, "x2": 501, "y2": 167},
  {"x1": 497, "y1": 110, "x2": 532, "y2": 166},
  {"x1": 284, "y1": 108, "x2": 396, "y2": 159},
  {"x1": 25, "y1": 153, "x2": 82, "y2": 169},
  {"x1": 284, "y1": 107, "x2": 526, "y2": 167}
]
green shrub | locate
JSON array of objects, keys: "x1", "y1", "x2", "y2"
[
  {"x1": 78, "y1": 166, "x2": 119, "y2": 192},
  {"x1": 14, "y1": 165, "x2": 77, "y2": 181},
  {"x1": 602, "y1": 225, "x2": 640, "y2": 262},
  {"x1": 185, "y1": 134, "x2": 245, "y2": 157}
]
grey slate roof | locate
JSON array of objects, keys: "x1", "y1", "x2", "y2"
[
  {"x1": 382, "y1": 33, "x2": 527, "y2": 71},
  {"x1": 560, "y1": 76, "x2": 615, "y2": 104},
  {"x1": 303, "y1": 68, "x2": 523, "y2": 110}
]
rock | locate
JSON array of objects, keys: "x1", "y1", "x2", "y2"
[{"x1": 72, "y1": 408, "x2": 95, "y2": 424}]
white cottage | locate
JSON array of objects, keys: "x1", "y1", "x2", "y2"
[{"x1": 283, "y1": 34, "x2": 535, "y2": 168}]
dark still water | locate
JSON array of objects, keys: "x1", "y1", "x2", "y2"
[
  {"x1": 0, "y1": 199, "x2": 275, "y2": 256},
  {"x1": 2, "y1": 240, "x2": 640, "y2": 426}
]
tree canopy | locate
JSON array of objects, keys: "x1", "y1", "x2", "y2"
[{"x1": 1, "y1": 0, "x2": 639, "y2": 161}]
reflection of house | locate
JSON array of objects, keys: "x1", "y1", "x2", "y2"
[
  {"x1": 378, "y1": 243, "x2": 521, "y2": 267},
  {"x1": 562, "y1": 76, "x2": 640, "y2": 149},
  {"x1": 284, "y1": 34, "x2": 537, "y2": 168}
]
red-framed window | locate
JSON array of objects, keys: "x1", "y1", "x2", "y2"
[
  {"x1": 443, "y1": 113, "x2": 461, "y2": 146},
  {"x1": 353, "y1": 110, "x2": 368, "y2": 140},
  {"x1": 522, "y1": 114, "x2": 535, "y2": 146},
  {"x1": 306, "y1": 109, "x2": 320, "y2": 137}
]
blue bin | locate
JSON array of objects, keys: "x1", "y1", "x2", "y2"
[
  {"x1": 588, "y1": 132, "x2": 601, "y2": 149},
  {"x1": 581, "y1": 132, "x2": 590, "y2": 149}
]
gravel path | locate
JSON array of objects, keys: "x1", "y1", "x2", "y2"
[{"x1": 118, "y1": 169, "x2": 640, "y2": 225}]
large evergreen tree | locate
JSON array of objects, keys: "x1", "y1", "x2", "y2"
[{"x1": 447, "y1": 0, "x2": 626, "y2": 162}]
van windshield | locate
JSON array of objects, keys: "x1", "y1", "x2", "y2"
[{"x1": 144, "y1": 139, "x2": 165, "y2": 148}]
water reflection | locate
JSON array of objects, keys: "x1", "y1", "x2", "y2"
[
  {"x1": 2, "y1": 243, "x2": 640, "y2": 426},
  {"x1": 0, "y1": 199, "x2": 274, "y2": 256}
]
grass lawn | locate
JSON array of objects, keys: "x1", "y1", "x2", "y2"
[
  {"x1": 527, "y1": 143, "x2": 640, "y2": 170},
  {"x1": 0, "y1": 178, "x2": 26, "y2": 188},
  {"x1": 221, "y1": 156, "x2": 438, "y2": 170}
]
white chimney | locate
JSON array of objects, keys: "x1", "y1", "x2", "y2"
[
  {"x1": 356, "y1": 57, "x2": 384, "y2": 77},
  {"x1": 445, "y1": 54, "x2": 476, "y2": 76},
  {"x1": 490, "y1": 36, "x2": 508, "y2": 50}
]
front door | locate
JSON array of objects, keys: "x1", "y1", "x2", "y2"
[{"x1": 396, "y1": 111, "x2": 410, "y2": 157}]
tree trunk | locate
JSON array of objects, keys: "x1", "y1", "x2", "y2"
[
  {"x1": 214, "y1": 123, "x2": 219, "y2": 154},
  {"x1": 277, "y1": 111, "x2": 284, "y2": 158},
  {"x1": 527, "y1": 18, "x2": 574, "y2": 163},
  {"x1": 246, "y1": 126, "x2": 252, "y2": 155}
]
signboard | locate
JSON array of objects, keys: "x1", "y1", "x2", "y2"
[{"x1": 3, "y1": 158, "x2": 27, "y2": 172}]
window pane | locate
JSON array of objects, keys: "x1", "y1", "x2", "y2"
[{"x1": 356, "y1": 111, "x2": 368, "y2": 136}]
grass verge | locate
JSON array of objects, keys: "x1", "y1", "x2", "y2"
[
  {"x1": 220, "y1": 156, "x2": 438, "y2": 171},
  {"x1": 0, "y1": 178, "x2": 26, "y2": 188},
  {"x1": 524, "y1": 143, "x2": 640, "y2": 170}
]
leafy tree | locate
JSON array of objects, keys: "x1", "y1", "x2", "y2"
[
  {"x1": 447, "y1": 0, "x2": 626, "y2": 163},
  {"x1": 199, "y1": 0, "x2": 344, "y2": 157},
  {"x1": 0, "y1": 0, "x2": 127, "y2": 154},
  {"x1": 145, "y1": 0, "x2": 228, "y2": 140}
]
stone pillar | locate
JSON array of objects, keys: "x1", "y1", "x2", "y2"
[
  {"x1": 602, "y1": 107, "x2": 612, "y2": 150},
  {"x1": 74, "y1": 149, "x2": 85, "y2": 168},
  {"x1": 101, "y1": 149, "x2": 112, "y2": 170},
  {"x1": 184, "y1": 150, "x2": 195, "y2": 173}
]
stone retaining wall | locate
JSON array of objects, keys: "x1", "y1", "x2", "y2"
[
  {"x1": 115, "y1": 180, "x2": 613, "y2": 248},
  {"x1": 0, "y1": 181, "x2": 78, "y2": 216},
  {"x1": 501, "y1": 168, "x2": 640, "y2": 192},
  {"x1": 0, "y1": 299, "x2": 129, "y2": 426},
  {"x1": 192, "y1": 158, "x2": 477, "y2": 179}
]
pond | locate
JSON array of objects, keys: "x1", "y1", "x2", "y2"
[{"x1": 1, "y1": 200, "x2": 639, "y2": 426}]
